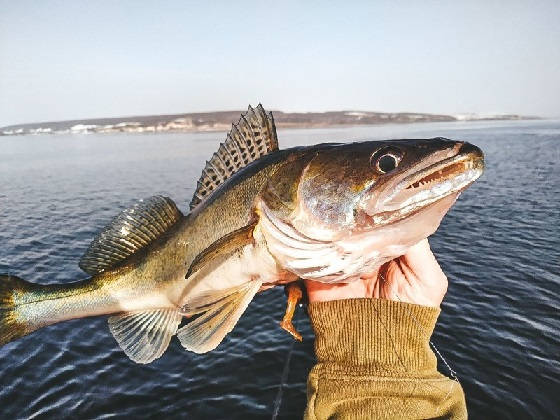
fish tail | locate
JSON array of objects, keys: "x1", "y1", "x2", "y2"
[
  {"x1": 0, "y1": 274, "x2": 99, "y2": 346},
  {"x1": 0, "y1": 274, "x2": 37, "y2": 345}
]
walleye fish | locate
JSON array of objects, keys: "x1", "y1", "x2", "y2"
[{"x1": 0, "y1": 105, "x2": 484, "y2": 364}]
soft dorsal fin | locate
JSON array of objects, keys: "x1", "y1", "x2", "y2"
[
  {"x1": 79, "y1": 196, "x2": 183, "y2": 275},
  {"x1": 189, "y1": 104, "x2": 279, "y2": 210}
]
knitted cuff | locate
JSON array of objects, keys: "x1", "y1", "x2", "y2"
[{"x1": 308, "y1": 298, "x2": 440, "y2": 375}]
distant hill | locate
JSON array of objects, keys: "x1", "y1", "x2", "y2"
[{"x1": 0, "y1": 110, "x2": 539, "y2": 136}]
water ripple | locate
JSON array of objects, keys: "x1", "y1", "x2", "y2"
[{"x1": 1, "y1": 121, "x2": 558, "y2": 418}]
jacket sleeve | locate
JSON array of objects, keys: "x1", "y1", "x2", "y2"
[{"x1": 304, "y1": 298, "x2": 467, "y2": 420}]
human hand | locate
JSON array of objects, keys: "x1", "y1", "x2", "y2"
[{"x1": 304, "y1": 239, "x2": 448, "y2": 308}]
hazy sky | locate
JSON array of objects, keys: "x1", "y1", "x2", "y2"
[{"x1": 1, "y1": 1, "x2": 559, "y2": 126}]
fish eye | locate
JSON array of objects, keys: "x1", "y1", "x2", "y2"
[
  {"x1": 377, "y1": 154, "x2": 398, "y2": 173},
  {"x1": 370, "y1": 147, "x2": 402, "y2": 174}
]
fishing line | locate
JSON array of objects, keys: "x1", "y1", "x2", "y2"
[
  {"x1": 271, "y1": 314, "x2": 299, "y2": 420},
  {"x1": 378, "y1": 265, "x2": 460, "y2": 387},
  {"x1": 394, "y1": 292, "x2": 460, "y2": 400},
  {"x1": 270, "y1": 288, "x2": 459, "y2": 418}
]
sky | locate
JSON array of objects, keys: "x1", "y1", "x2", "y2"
[{"x1": 1, "y1": 1, "x2": 559, "y2": 127}]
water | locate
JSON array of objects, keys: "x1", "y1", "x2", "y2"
[{"x1": 1, "y1": 120, "x2": 558, "y2": 419}]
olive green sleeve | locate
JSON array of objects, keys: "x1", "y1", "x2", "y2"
[{"x1": 304, "y1": 298, "x2": 467, "y2": 420}]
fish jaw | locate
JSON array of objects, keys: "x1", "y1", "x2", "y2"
[{"x1": 359, "y1": 141, "x2": 484, "y2": 226}]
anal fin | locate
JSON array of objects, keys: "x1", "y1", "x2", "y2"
[
  {"x1": 177, "y1": 279, "x2": 261, "y2": 354},
  {"x1": 108, "y1": 308, "x2": 182, "y2": 364}
]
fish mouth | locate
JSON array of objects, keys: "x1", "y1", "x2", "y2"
[
  {"x1": 406, "y1": 160, "x2": 471, "y2": 191},
  {"x1": 371, "y1": 142, "x2": 484, "y2": 223}
]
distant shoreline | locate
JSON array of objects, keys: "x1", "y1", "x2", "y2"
[{"x1": 0, "y1": 110, "x2": 540, "y2": 136}]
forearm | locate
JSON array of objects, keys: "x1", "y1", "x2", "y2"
[{"x1": 304, "y1": 298, "x2": 467, "y2": 420}]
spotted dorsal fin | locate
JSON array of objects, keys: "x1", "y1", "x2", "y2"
[
  {"x1": 189, "y1": 104, "x2": 279, "y2": 210},
  {"x1": 79, "y1": 196, "x2": 183, "y2": 275}
]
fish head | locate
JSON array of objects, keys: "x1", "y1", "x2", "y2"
[{"x1": 292, "y1": 138, "x2": 484, "y2": 240}]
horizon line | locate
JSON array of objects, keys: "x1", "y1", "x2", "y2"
[{"x1": 0, "y1": 108, "x2": 543, "y2": 131}]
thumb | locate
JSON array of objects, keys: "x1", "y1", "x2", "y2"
[{"x1": 402, "y1": 239, "x2": 447, "y2": 288}]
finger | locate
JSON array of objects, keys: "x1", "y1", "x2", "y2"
[{"x1": 402, "y1": 238, "x2": 447, "y2": 285}]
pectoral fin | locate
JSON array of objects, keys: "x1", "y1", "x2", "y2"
[
  {"x1": 177, "y1": 279, "x2": 261, "y2": 354},
  {"x1": 108, "y1": 309, "x2": 182, "y2": 364},
  {"x1": 186, "y1": 221, "x2": 257, "y2": 278}
]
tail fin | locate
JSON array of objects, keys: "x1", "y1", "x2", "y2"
[{"x1": 0, "y1": 274, "x2": 35, "y2": 346}]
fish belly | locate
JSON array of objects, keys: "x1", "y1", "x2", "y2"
[{"x1": 180, "y1": 235, "x2": 295, "y2": 307}]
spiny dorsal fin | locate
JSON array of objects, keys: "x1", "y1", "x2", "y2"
[
  {"x1": 189, "y1": 104, "x2": 279, "y2": 210},
  {"x1": 79, "y1": 196, "x2": 183, "y2": 275}
]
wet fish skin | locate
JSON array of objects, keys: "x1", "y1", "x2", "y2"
[
  {"x1": 0, "y1": 106, "x2": 484, "y2": 363},
  {"x1": 182, "y1": 138, "x2": 483, "y2": 292}
]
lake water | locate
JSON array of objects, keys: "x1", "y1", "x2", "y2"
[{"x1": 0, "y1": 120, "x2": 558, "y2": 419}]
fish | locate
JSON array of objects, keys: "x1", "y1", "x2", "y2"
[{"x1": 0, "y1": 105, "x2": 484, "y2": 364}]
